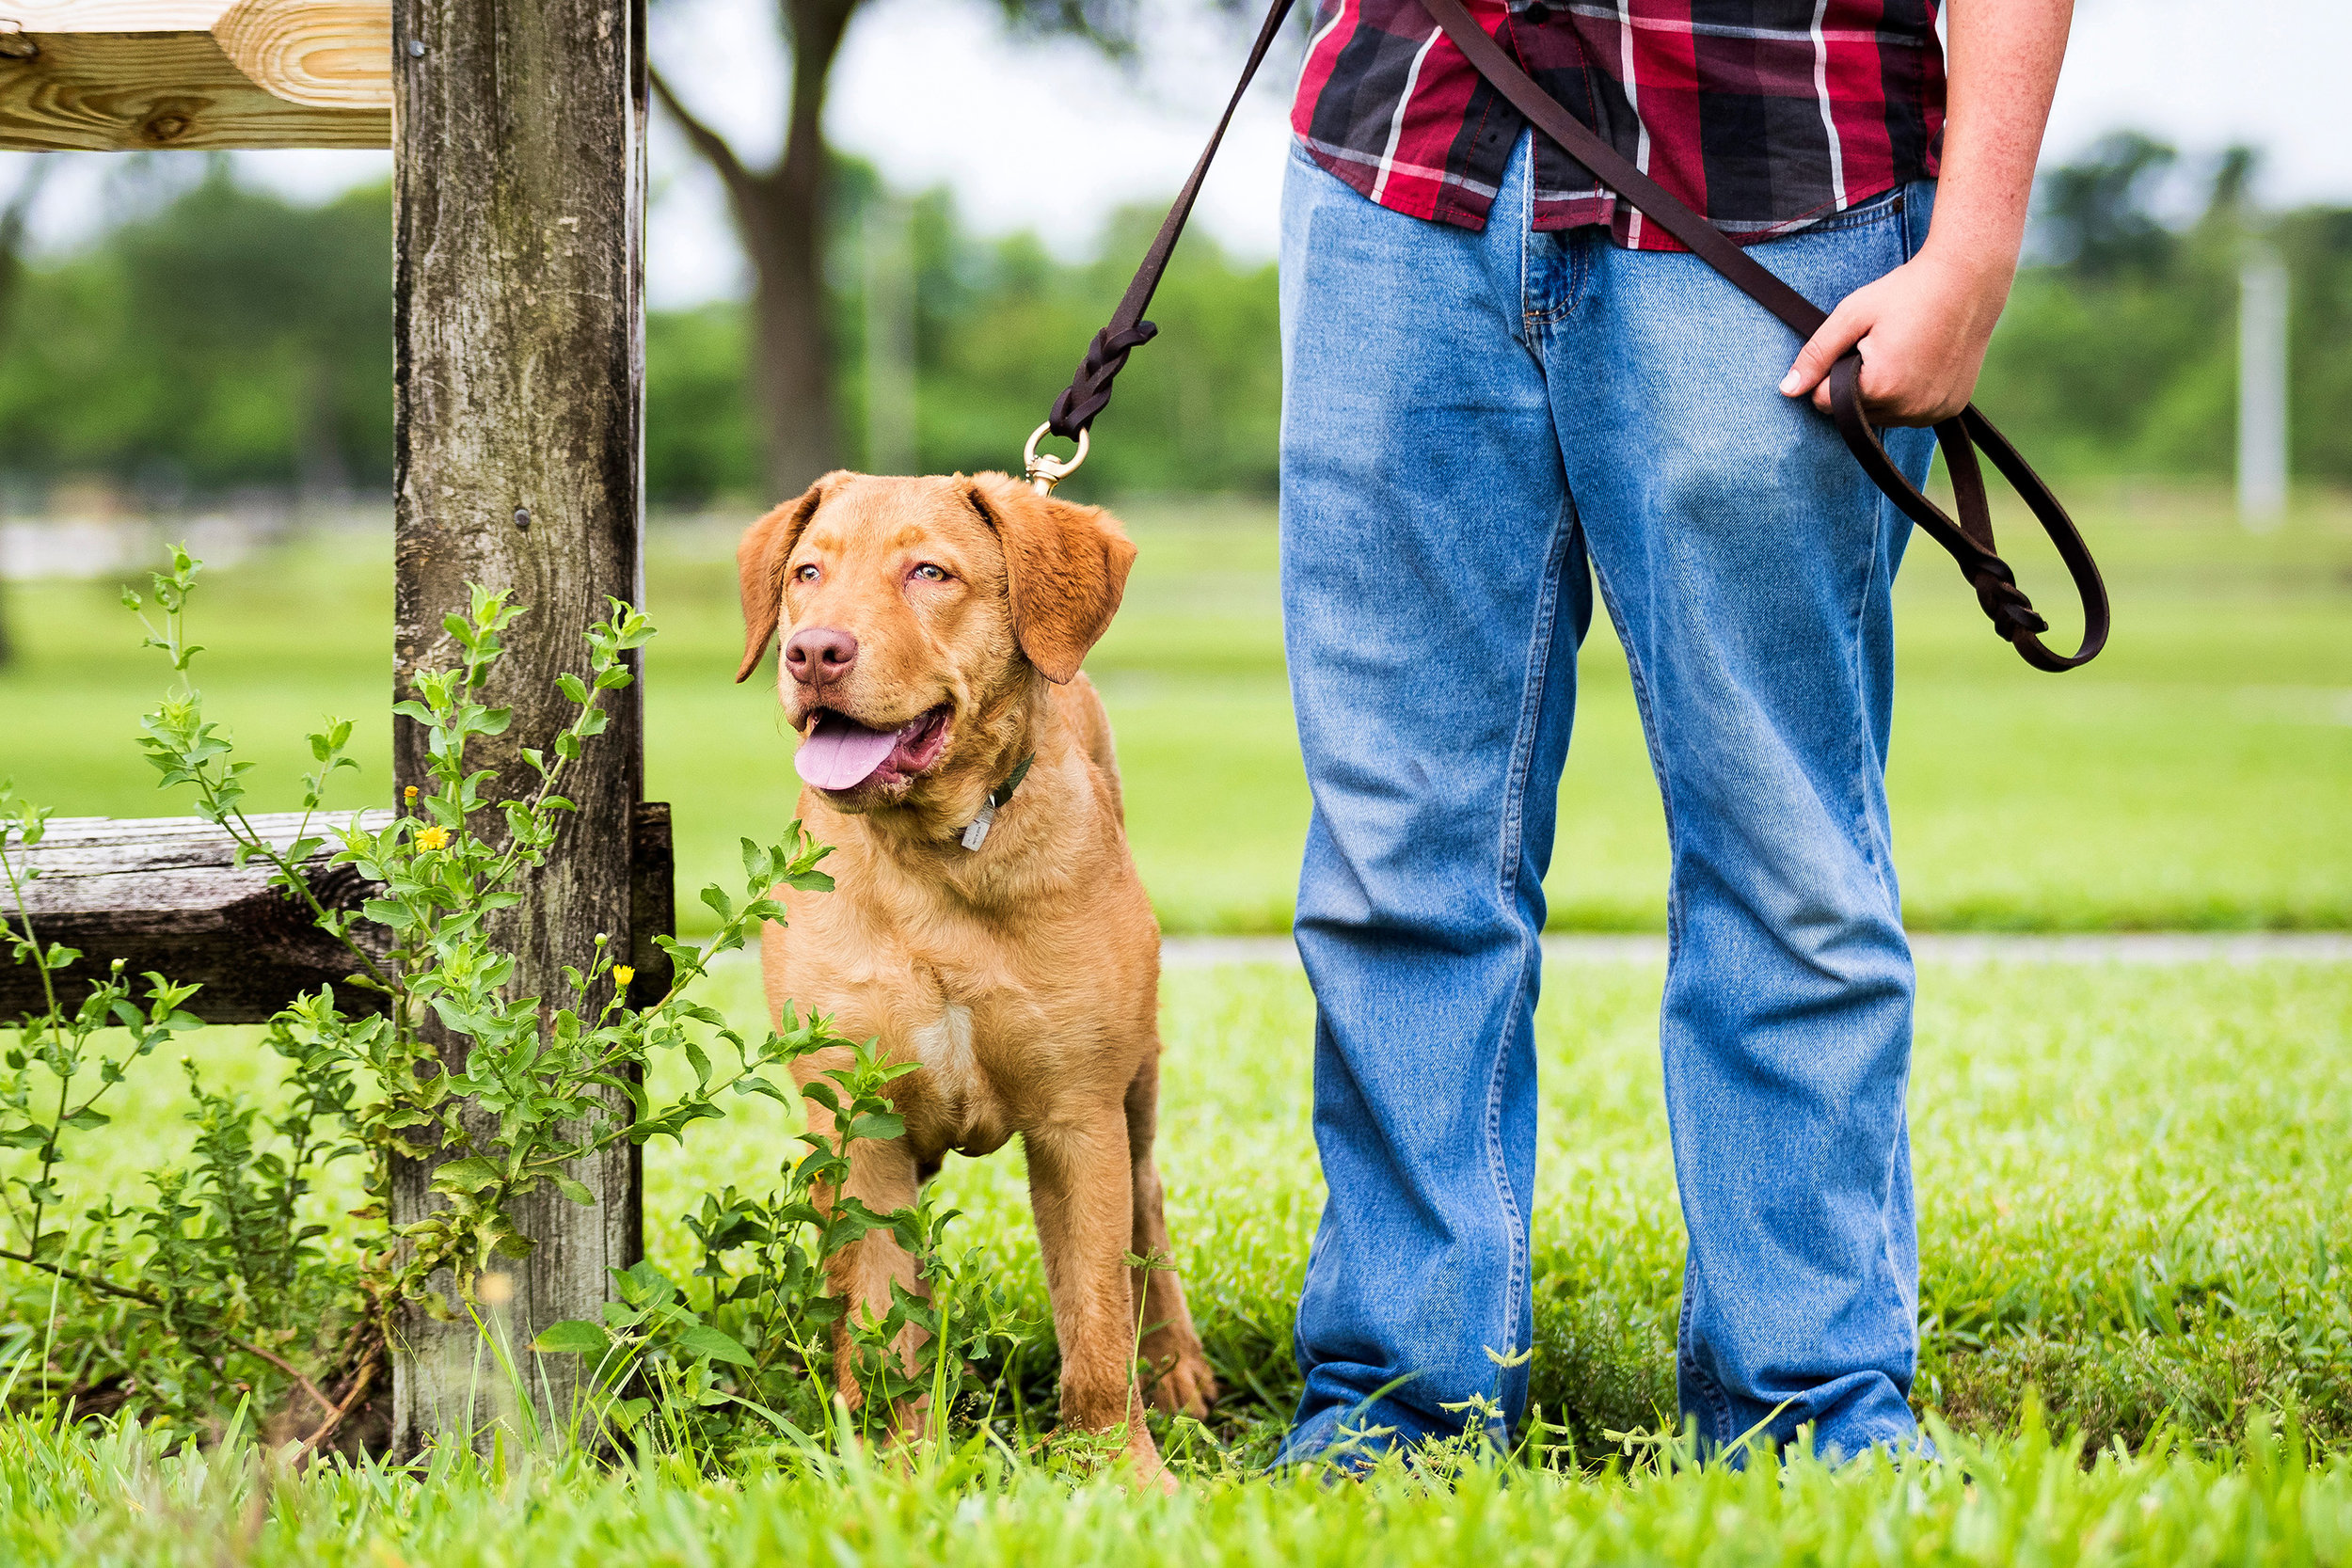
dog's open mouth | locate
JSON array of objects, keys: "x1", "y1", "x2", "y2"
[{"x1": 794, "y1": 705, "x2": 951, "y2": 792}]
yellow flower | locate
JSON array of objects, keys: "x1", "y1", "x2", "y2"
[
  {"x1": 612, "y1": 965, "x2": 636, "y2": 989},
  {"x1": 415, "y1": 825, "x2": 452, "y2": 852},
  {"x1": 403, "y1": 784, "x2": 419, "y2": 803}
]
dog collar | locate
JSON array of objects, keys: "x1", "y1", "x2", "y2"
[{"x1": 958, "y1": 753, "x2": 1035, "y2": 851}]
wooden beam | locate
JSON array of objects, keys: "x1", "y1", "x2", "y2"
[
  {"x1": 0, "y1": 810, "x2": 394, "y2": 1023},
  {"x1": 1, "y1": 804, "x2": 672, "y2": 1027},
  {"x1": 0, "y1": 0, "x2": 389, "y2": 150},
  {"x1": 389, "y1": 0, "x2": 647, "y2": 1450}
]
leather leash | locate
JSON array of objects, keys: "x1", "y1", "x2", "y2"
[{"x1": 1031, "y1": 0, "x2": 2109, "y2": 673}]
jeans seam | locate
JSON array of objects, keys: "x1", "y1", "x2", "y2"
[
  {"x1": 1794, "y1": 185, "x2": 1905, "y2": 236},
  {"x1": 1591, "y1": 557, "x2": 1730, "y2": 1447},
  {"x1": 1590, "y1": 560, "x2": 1724, "y2": 1446},
  {"x1": 1851, "y1": 197, "x2": 1922, "y2": 902},
  {"x1": 1845, "y1": 488, "x2": 1884, "y2": 887},
  {"x1": 1516, "y1": 132, "x2": 1534, "y2": 345},
  {"x1": 1585, "y1": 558, "x2": 1681, "y2": 971},
  {"x1": 1483, "y1": 492, "x2": 1574, "y2": 1372},
  {"x1": 1676, "y1": 1267, "x2": 1734, "y2": 1441}
]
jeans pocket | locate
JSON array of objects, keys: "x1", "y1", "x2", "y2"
[{"x1": 1798, "y1": 183, "x2": 1907, "y2": 238}]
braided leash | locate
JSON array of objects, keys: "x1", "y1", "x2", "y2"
[{"x1": 1031, "y1": 0, "x2": 2109, "y2": 672}]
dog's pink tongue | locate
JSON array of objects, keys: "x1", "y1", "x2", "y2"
[{"x1": 795, "y1": 712, "x2": 898, "y2": 790}]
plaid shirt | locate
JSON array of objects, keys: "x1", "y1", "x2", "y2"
[{"x1": 1292, "y1": 0, "x2": 1947, "y2": 250}]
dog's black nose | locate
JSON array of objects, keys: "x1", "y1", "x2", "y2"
[{"x1": 785, "y1": 626, "x2": 858, "y2": 687}]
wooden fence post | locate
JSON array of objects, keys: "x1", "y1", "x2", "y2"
[{"x1": 389, "y1": 0, "x2": 649, "y2": 1449}]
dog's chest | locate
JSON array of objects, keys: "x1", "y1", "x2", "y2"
[
  {"x1": 887, "y1": 968, "x2": 1023, "y2": 1155},
  {"x1": 908, "y1": 999, "x2": 981, "y2": 1110}
]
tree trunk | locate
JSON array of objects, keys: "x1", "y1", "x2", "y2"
[
  {"x1": 0, "y1": 160, "x2": 48, "y2": 671},
  {"x1": 389, "y1": 0, "x2": 648, "y2": 1453},
  {"x1": 656, "y1": 0, "x2": 861, "y2": 499},
  {"x1": 739, "y1": 166, "x2": 839, "y2": 498}
]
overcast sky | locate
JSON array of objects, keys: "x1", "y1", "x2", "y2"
[{"x1": 8, "y1": 0, "x2": 2347, "y2": 307}]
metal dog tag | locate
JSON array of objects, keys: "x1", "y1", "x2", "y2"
[{"x1": 960, "y1": 800, "x2": 996, "y2": 851}]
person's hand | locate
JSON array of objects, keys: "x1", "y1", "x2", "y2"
[{"x1": 1776, "y1": 244, "x2": 2017, "y2": 427}]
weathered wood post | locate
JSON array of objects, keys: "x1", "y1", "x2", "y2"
[
  {"x1": 388, "y1": 0, "x2": 650, "y2": 1447},
  {"x1": 4, "y1": 0, "x2": 667, "y2": 1450}
]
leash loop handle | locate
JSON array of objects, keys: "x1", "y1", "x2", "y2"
[{"x1": 1826, "y1": 356, "x2": 2107, "y2": 670}]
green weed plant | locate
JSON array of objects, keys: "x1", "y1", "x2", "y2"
[{"x1": 0, "y1": 548, "x2": 1033, "y2": 1458}]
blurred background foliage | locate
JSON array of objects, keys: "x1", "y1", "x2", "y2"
[{"x1": 0, "y1": 132, "x2": 2340, "y2": 511}]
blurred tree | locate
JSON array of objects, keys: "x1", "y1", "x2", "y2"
[
  {"x1": 2277, "y1": 204, "x2": 2352, "y2": 483},
  {"x1": 0, "y1": 156, "x2": 56, "y2": 669},
  {"x1": 4, "y1": 126, "x2": 2346, "y2": 507},
  {"x1": 0, "y1": 161, "x2": 391, "y2": 497},
  {"x1": 646, "y1": 302, "x2": 761, "y2": 503},
  {"x1": 2034, "y1": 130, "x2": 2181, "y2": 278},
  {"x1": 647, "y1": 0, "x2": 1210, "y2": 499},
  {"x1": 1974, "y1": 135, "x2": 2352, "y2": 483},
  {"x1": 634, "y1": 182, "x2": 1281, "y2": 504}
]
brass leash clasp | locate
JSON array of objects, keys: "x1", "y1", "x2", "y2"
[{"x1": 1023, "y1": 423, "x2": 1089, "y2": 495}]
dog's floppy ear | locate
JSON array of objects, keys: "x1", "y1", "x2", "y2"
[
  {"x1": 965, "y1": 476, "x2": 1137, "y2": 685},
  {"x1": 736, "y1": 472, "x2": 851, "y2": 684}
]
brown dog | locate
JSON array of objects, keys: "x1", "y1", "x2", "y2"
[{"x1": 735, "y1": 469, "x2": 1216, "y2": 1486}]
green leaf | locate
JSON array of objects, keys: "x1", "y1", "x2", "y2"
[
  {"x1": 674, "y1": 1323, "x2": 755, "y2": 1368},
  {"x1": 361, "y1": 898, "x2": 415, "y2": 931},
  {"x1": 429, "y1": 1156, "x2": 501, "y2": 1195},
  {"x1": 551, "y1": 1175, "x2": 596, "y2": 1206},
  {"x1": 614, "y1": 1259, "x2": 676, "y2": 1308},
  {"x1": 848, "y1": 1111, "x2": 905, "y2": 1143},
  {"x1": 532, "y1": 1320, "x2": 612, "y2": 1356}
]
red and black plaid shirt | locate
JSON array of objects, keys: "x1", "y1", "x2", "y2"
[{"x1": 1292, "y1": 0, "x2": 1947, "y2": 250}]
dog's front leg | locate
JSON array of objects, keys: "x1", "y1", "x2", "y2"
[
  {"x1": 1025, "y1": 1113, "x2": 1170, "y2": 1492},
  {"x1": 1123, "y1": 1052, "x2": 1216, "y2": 1418}
]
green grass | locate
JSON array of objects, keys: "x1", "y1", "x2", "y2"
[
  {"x1": 32, "y1": 955, "x2": 2352, "y2": 1461},
  {"x1": 3, "y1": 1414, "x2": 2351, "y2": 1566},
  {"x1": 5, "y1": 954, "x2": 2350, "y2": 1559},
  {"x1": 1, "y1": 483, "x2": 2345, "y2": 934}
]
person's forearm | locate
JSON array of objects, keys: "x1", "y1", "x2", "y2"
[
  {"x1": 1922, "y1": 0, "x2": 2076, "y2": 291},
  {"x1": 1779, "y1": 0, "x2": 2074, "y2": 424}
]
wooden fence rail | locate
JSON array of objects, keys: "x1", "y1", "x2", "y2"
[
  {"x1": 0, "y1": 809, "x2": 395, "y2": 1022},
  {"x1": 0, "y1": 0, "x2": 390, "y2": 151},
  {"x1": 2, "y1": 803, "x2": 674, "y2": 1026}
]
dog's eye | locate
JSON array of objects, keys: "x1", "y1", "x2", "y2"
[
  {"x1": 795, "y1": 563, "x2": 819, "y2": 582},
  {"x1": 912, "y1": 563, "x2": 948, "y2": 582}
]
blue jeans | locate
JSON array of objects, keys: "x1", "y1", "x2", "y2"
[{"x1": 1276, "y1": 134, "x2": 1935, "y2": 1465}]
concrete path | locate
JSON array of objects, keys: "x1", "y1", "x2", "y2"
[{"x1": 1161, "y1": 932, "x2": 2352, "y2": 969}]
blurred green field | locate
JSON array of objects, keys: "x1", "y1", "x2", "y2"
[
  {"x1": 0, "y1": 483, "x2": 2344, "y2": 934},
  {"x1": 4, "y1": 487, "x2": 2350, "y2": 1558}
]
